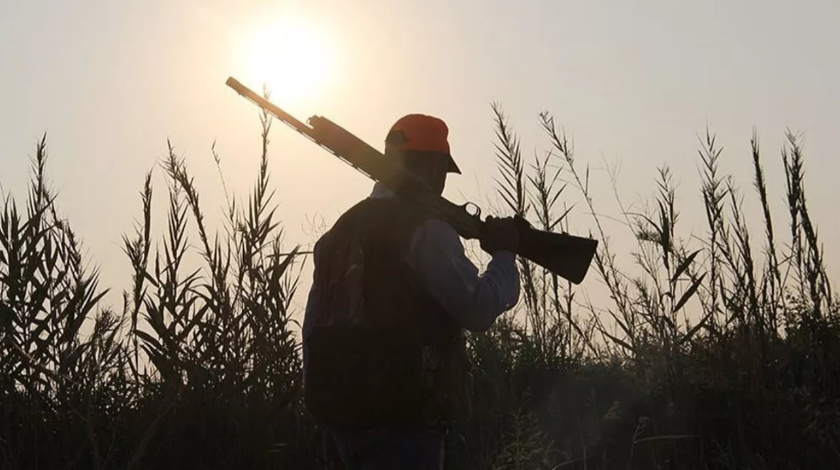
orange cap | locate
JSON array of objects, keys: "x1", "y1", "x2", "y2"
[{"x1": 385, "y1": 114, "x2": 461, "y2": 174}]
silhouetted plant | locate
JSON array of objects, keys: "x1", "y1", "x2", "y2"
[{"x1": 2, "y1": 102, "x2": 839, "y2": 470}]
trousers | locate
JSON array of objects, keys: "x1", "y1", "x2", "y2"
[{"x1": 330, "y1": 425, "x2": 447, "y2": 470}]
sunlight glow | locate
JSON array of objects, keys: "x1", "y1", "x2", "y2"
[{"x1": 241, "y1": 18, "x2": 333, "y2": 107}]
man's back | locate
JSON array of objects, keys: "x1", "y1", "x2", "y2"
[
  {"x1": 303, "y1": 184, "x2": 520, "y2": 426},
  {"x1": 302, "y1": 183, "x2": 520, "y2": 331},
  {"x1": 302, "y1": 194, "x2": 476, "y2": 427}
]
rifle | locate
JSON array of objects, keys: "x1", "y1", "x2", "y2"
[{"x1": 225, "y1": 77, "x2": 598, "y2": 284}]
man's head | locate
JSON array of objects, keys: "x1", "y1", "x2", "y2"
[{"x1": 384, "y1": 114, "x2": 460, "y2": 195}]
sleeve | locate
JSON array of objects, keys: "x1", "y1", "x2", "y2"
[{"x1": 406, "y1": 218, "x2": 521, "y2": 332}]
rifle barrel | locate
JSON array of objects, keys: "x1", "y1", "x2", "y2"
[{"x1": 225, "y1": 77, "x2": 315, "y2": 139}]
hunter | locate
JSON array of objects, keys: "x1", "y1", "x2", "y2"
[{"x1": 302, "y1": 113, "x2": 521, "y2": 469}]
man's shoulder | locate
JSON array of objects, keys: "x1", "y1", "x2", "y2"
[
  {"x1": 410, "y1": 217, "x2": 464, "y2": 254},
  {"x1": 314, "y1": 197, "x2": 436, "y2": 246},
  {"x1": 319, "y1": 198, "x2": 377, "y2": 232},
  {"x1": 312, "y1": 199, "x2": 370, "y2": 246},
  {"x1": 416, "y1": 217, "x2": 459, "y2": 237}
]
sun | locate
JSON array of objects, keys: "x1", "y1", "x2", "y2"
[{"x1": 241, "y1": 19, "x2": 333, "y2": 106}]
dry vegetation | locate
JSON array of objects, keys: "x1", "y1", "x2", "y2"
[{"x1": 2, "y1": 102, "x2": 839, "y2": 469}]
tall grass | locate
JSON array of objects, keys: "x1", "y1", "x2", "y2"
[
  {"x1": 455, "y1": 111, "x2": 840, "y2": 469},
  {"x1": 1, "y1": 103, "x2": 317, "y2": 469},
  {"x1": 2, "y1": 101, "x2": 839, "y2": 469}
]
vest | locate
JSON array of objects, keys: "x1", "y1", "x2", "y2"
[{"x1": 303, "y1": 197, "x2": 473, "y2": 429}]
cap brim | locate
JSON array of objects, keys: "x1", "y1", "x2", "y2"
[{"x1": 447, "y1": 154, "x2": 461, "y2": 174}]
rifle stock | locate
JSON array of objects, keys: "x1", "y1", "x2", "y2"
[
  {"x1": 513, "y1": 216, "x2": 598, "y2": 285},
  {"x1": 225, "y1": 76, "x2": 599, "y2": 284}
]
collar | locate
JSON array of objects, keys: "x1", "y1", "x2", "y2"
[{"x1": 369, "y1": 182, "x2": 396, "y2": 199}]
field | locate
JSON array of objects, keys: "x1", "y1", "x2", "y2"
[{"x1": 2, "y1": 104, "x2": 838, "y2": 469}]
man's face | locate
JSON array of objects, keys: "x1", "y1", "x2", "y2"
[
  {"x1": 399, "y1": 150, "x2": 449, "y2": 196},
  {"x1": 425, "y1": 153, "x2": 450, "y2": 195}
]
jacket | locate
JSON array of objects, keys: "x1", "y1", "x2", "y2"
[{"x1": 302, "y1": 183, "x2": 520, "y2": 427}]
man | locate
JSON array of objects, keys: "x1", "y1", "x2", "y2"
[{"x1": 301, "y1": 113, "x2": 521, "y2": 470}]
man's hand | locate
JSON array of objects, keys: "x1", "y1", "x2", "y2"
[{"x1": 479, "y1": 216, "x2": 519, "y2": 255}]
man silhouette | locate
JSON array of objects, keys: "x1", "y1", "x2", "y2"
[{"x1": 302, "y1": 114, "x2": 521, "y2": 470}]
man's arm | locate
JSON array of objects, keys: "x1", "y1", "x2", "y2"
[{"x1": 407, "y1": 218, "x2": 520, "y2": 332}]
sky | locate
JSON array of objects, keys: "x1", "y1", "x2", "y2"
[{"x1": 2, "y1": 0, "x2": 839, "y2": 323}]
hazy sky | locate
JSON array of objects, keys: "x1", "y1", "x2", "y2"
[{"x1": 2, "y1": 0, "x2": 838, "y2": 317}]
